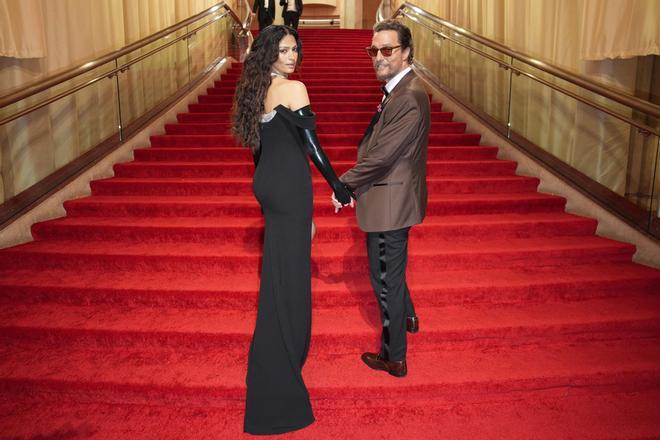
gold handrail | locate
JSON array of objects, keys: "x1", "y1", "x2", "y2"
[
  {"x1": 393, "y1": 2, "x2": 660, "y2": 123},
  {"x1": 0, "y1": 2, "x2": 247, "y2": 110},
  {"x1": 241, "y1": 0, "x2": 253, "y2": 30}
]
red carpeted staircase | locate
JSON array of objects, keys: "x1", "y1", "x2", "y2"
[{"x1": 0, "y1": 28, "x2": 659, "y2": 439}]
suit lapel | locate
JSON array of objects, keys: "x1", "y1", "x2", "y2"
[
  {"x1": 358, "y1": 92, "x2": 394, "y2": 147},
  {"x1": 358, "y1": 70, "x2": 416, "y2": 150}
]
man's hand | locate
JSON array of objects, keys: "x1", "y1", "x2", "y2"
[{"x1": 331, "y1": 192, "x2": 355, "y2": 213}]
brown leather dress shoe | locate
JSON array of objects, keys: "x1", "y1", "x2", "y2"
[
  {"x1": 406, "y1": 316, "x2": 419, "y2": 333},
  {"x1": 361, "y1": 352, "x2": 407, "y2": 377}
]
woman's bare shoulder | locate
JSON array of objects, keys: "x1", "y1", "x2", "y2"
[
  {"x1": 281, "y1": 80, "x2": 309, "y2": 110},
  {"x1": 274, "y1": 79, "x2": 305, "y2": 94}
]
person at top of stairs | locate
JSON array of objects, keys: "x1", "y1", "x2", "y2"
[
  {"x1": 232, "y1": 24, "x2": 352, "y2": 435},
  {"x1": 334, "y1": 19, "x2": 431, "y2": 378},
  {"x1": 280, "y1": 0, "x2": 303, "y2": 30},
  {"x1": 252, "y1": 0, "x2": 276, "y2": 30}
]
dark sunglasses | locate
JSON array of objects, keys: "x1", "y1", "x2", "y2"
[{"x1": 365, "y1": 45, "x2": 401, "y2": 57}]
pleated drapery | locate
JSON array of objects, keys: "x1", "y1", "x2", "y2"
[
  {"x1": 0, "y1": 0, "x2": 47, "y2": 58},
  {"x1": 580, "y1": 0, "x2": 659, "y2": 60}
]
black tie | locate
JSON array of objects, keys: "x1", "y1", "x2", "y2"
[{"x1": 359, "y1": 86, "x2": 390, "y2": 145}]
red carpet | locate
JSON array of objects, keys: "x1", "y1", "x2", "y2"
[{"x1": 0, "y1": 28, "x2": 659, "y2": 439}]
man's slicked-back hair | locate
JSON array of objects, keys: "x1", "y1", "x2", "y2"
[{"x1": 373, "y1": 19, "x2": 414, "y2": 64}]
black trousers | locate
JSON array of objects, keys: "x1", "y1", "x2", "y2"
[
  {"x1": 366, "y1": 227, "x2": 416, "y2": 362},
  {"x1": 257, "y1": 14, "x2": 273, "y2": 30},
  {"x1": 283, "y1": 11, "x2": 300, "y2": 29}
]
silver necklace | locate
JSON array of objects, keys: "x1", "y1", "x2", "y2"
[{"x1": 270, "y1": 71, "x2": 288, "y2": 79}]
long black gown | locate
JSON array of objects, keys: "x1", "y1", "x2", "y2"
[{"x1": 244, "y1": 105, "x2": 316, "y2": 435}]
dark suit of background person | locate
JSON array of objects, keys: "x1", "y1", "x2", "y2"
[
  {"x1": 253, "y1": 0, "x2": 276, "y2": 30},
  {"x1": 340, "y1": 67, "x2": 430, "y2": 376},
  {"x1": 280, "y1": 0, "x2": 303, "y2": 29}
]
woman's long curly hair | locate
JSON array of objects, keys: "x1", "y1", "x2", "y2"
[{"x1": 232, "y1": 25, "x2": 303, "y2": 152}]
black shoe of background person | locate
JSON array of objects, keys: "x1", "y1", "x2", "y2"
[{"x1": 406, "y1": 316, "x2": 419, "y2": 333}]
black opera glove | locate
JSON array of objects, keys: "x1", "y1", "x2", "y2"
[{"x1": 295, "y1": 106, "x2": 354, "y2": 205}]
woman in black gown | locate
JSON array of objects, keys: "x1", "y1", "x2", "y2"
[{"x1": 232, "y1": 25, "x2": 353, "y2": 435}]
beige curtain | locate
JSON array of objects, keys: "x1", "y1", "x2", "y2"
[
  {"x1": 394, "y1": 0, "x2": 656, "y2": 203},
  {"x1": 580, "y1": 0, "x2": 660, "y2": 60},
  {"x1": 0, "y1": 0, "x2": 230, "y2": 203},
  {"x1": 396, "y1": 0, "x2": 659, "y2": 64},
  {"x1": 0, "y1": 0, "x2": 47, "y2": 58}
]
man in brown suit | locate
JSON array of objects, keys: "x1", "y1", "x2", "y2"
[{"x1": 334, "y1": 20, "x2": 430, "y2": 377}]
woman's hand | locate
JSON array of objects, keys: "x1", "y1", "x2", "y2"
[{"x1": 331, "y1": 192, "x2": 355, "y2": 213}]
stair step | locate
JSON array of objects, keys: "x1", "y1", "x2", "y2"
[
  {"x1": 62, "y1": 193, "x2": 567, "y2": 217},
  {"x1": 112, "y1": 160, "x2": 515, "y2": 178},
  {"x1": 148, "y1": 132, "x2": 481, "y2": 147},
  {"x1": 189, "y1": 102, "x2": 442, "y2": 112},
  {"x1": 163, "y1": 121, "x2": 466, "y2": 134},
  {"x1": 200, "y1": 92, "x2": 384, "y2": 103},
  {"x1": 32, "y1": 211, "x2": 594, "y2": 243},
  {"x1": 0, "y1": 235, "x2": 635, "y2": 273},
  {"x1": 177, "y1": 110, "x2": 453, "y2": 123},
  {"x1": 221, "y1": 72, "x2": 390, "y2": 80},
  {"x1": 0, "y1": 338, "x2": 658, "y2": 406},
  {"x1": 89, "y1": 175, "x2": 538, "y2": 196},
  {"x1": 1, "y1": 262, "x2": 657, "y2": 309},
  {"x1": 215, "y1": 79, "x2": 381, "y2": 87},
  {"x1": 207, "y1": 86, "x2": 385, "y2": 95},
  {"x1": 227, "y1": 66, "x2": 376, "y2": 73},
  {"x1": 1, "y1": 296, "x2": 659, "y2": 351},
  {"x1": 132, "y1": 145, "x2": 497, "y2": 162},
  {"x1": 1, "y1": 390, "x2": 659, "y2": 439}
]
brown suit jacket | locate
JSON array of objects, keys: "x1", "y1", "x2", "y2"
[{"x1": 340, "y1": 70, "x2": 430, "y2": 232}]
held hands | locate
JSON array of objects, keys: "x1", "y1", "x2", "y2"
[{"x1": 331, "y1": 192, "x2": 355, "y2": 213}]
